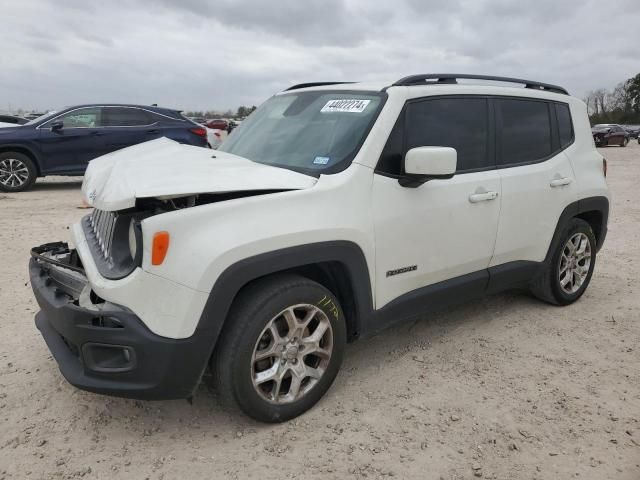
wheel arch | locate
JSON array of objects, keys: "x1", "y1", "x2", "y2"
[
  {"x1": 197, "y1": 241, "x2": 374, "y2": 359},
  {"x1": 545, "y1": 196, "x2": 609, "y2": 263},
  {"x1": 0, "y1": 145, "x2": 42, "y2": 176}
]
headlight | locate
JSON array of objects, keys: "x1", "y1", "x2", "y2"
[{"x1": 128, "y1": 218, "x2": 138, "y2": 260}]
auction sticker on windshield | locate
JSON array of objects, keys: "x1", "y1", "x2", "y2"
[{"x1": 321, "y1": 99, "x2": 371, "y2": 113}]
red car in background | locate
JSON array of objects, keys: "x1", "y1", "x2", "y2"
[
  {"x1": 591, "y1": 123, "x2": 630, "y2": 147},
  {"x1": 205, "y1": 119, "x2": 230, "y2": 131}
]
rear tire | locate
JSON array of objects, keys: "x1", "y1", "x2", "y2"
[
  {"x1": 211, "y1": 274, "x2": 347, "y2": 422},
  {"x1": 530, "y1": 218, "x2": 597, "y2": 305},
  {"x1": 0, "y1": 152, "x2": 37, "y2": 192}
]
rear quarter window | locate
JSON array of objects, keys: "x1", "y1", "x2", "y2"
[{"x1": 555, "y1": 103, "x2": 574, "y2": 148}]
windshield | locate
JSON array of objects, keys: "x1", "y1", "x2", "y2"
[
  {"x1": 24, "y1": 111, "x2": 57, "y2": 126},
  {"x1": 218, "y1": 91, "x2": 384, "y2": 175}
]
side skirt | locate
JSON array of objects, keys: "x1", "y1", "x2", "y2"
[{"x1": 360, "y1": 261, "x2": 542, "y2": 338}]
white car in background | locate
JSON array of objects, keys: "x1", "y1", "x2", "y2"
[{"x1": 205, "y1": 127, "x2": 227, "y2": 149}]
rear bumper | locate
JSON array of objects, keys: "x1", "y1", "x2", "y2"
[{"x1": 29, "y1": 245, "x2": 213, "y2": 400}]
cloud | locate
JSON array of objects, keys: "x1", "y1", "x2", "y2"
[{"x1": 0, "y1": 0, "x2": 638, "y2": 112}]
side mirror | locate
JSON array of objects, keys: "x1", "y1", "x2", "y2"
[
  {"x1": 50, "y1": 120, "x2": 63, "y2": 131},
  {"x1": 399, "y1": 147, "x2": 457, "y2": 188}
]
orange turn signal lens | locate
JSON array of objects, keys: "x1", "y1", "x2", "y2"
[{"x1": 151, "y1": 231, "x2": 170, "y2": 265}]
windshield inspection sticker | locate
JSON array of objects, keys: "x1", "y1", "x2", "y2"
[
  {"x1": 313, "y1": 156, "x2": 330, "y2": 165},
  {"x1": 321, "y1": 99, "x2": 371, "y2": 113}
]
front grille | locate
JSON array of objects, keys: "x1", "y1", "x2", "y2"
[{"x1": 89, "y1": 209, "x2": 117, "y2": 260}]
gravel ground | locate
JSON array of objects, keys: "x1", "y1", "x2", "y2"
[{"x1": 1, "y1": 143, "x2": 639, "y2": 480}]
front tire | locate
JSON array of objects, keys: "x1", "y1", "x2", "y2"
[
  {"x1": 530, "y1": 218, "x2": 597, "y2": 305},
  {"x1": 620, "y1": 137, "x2": 628, "y2": 147},
  {"x1": 0, "y1": 152, "x2": 37, "y2": 192},
  {"x1": 211, "y1": 274, "x2": 347, "y2": 422}
]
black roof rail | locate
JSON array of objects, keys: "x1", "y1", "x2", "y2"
[
  {"x1": 391, "y1": 74, "x2": 569, "y2": 95},
  {"x1": 284, "y1": 81, "x2": 355, "y2": 91}
]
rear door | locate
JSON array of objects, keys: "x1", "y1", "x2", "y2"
[
  {"x1": 490, "y1": 98, "x2": 577, "y2": 267},
  {"x1": 37, "y1": 107, "x2": 105, "y2": 173},
  {"x1": 101, "y1": 107, "x2": 158, "y2": 155}
]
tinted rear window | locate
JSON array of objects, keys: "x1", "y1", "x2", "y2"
[
  {"x1": 497, "y1": 99, "x2": 551, "y2": 165},
  {"x1": 103, "y1": 107, "x2": 152, "y2": 127}
]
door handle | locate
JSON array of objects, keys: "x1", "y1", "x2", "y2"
[
  {"x1": 468, "y1": 191, "x2": 498, "y2": 203},
  {"x1": 146, "y1": 129, "x2": 160, "y2": 134},
  {"x1": 550, "y1": 177, "x2": 572, "y2": 187},
  {"x1": 90, "y1": 131, "x2": 104, "y2": 136}
]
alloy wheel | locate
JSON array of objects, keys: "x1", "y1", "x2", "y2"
[
  {"x1": 251, "y1": 304, "x2": 333, "y2": 404},
  {"x1": 0, "y1": 158, "x2": 30, "y2": 189},
  {"x1": 558, "y1": 232, "x2": 592, "y2": 294}
]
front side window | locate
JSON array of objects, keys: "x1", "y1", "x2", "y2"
[
  {"x1": 406, "y1": 97, "x2": 490, "y2": 172},
  {"x1": 376, "y1": 96, "x2": 490, "y2": 175},
  {"x1": 218, "y1": 91, "x2": 384, "y2": 175},
  {"x1": 48, "y1": 108, "x2": 103, "y2": 128},
  {"x1": 103, "y1": 107, "x2": 153, "y2": 127},
  {"x1": 497, "y1": 99, "x2": 551, "y2": 165}
]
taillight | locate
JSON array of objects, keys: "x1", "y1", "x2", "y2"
[
  {"x1": 603, "y1": 158, "x2": 607, "y2": 177},
  {"x1": 189, "y1": 127, "x2": 207, "y2": 138}
]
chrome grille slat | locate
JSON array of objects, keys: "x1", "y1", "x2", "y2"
[
  {"x1": 105, "y1": 213, "x2": 116, "y2": 258},
  {"x1": 104, "y1": 215, "x2": 113, "y2": 258}
]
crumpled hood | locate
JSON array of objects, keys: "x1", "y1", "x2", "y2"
[{"x1": 82, "y1": 137, "x2": 317, "y2": 211}]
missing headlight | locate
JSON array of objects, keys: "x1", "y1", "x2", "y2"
[{"x1": 82, "y1": 212, "x2": 145, "y2": 280}]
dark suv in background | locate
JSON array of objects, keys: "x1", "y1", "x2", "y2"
[
  {"x1": 623, "y1": 125, "x2": 640, "y2": 138},
  {"x1": 0, "y1": 104, "x2": 208, "y2": 192}
]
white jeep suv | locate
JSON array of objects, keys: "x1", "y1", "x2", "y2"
[{"x1": 30, "y1": 74, "x2": 609, "y2": 422}]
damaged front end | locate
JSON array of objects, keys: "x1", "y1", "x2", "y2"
[{"x1": 29, "y1": 241, "x2": 209, "y2": 399}]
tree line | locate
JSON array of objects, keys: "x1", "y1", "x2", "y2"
[
  {"x1": 184, "y1": 105, "x2": 257, "y2": 119},
  {"x1": 584, "y1": 73, "x2": 640, "y2": 125}
]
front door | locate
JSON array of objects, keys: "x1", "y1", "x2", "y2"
[
  {"x1": 37, "y1": 107, "x2": 105, "y2": 174},
  {"x1": 372, "y1": 96, "x2": 501, "y2": 308}
]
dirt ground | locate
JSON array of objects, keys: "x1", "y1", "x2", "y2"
[{"x1": 1, "y1": 142, "x2": 639, "y2": 480}]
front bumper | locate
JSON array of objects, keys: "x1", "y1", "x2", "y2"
[{"x1": 29, "y1": 243, "x2": 212, "y2": 400}]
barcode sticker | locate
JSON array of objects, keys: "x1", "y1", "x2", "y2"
[{"x1": 320, "y1": 99, "x2": 371, "y2": 113}]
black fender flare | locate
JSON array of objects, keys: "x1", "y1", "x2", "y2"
[
  {"x1": 193, "y1": 240, "x2": 374, "y2": 362},
  {"x1": 544, "y1": 196, "x2": 609, "y2": 263}
]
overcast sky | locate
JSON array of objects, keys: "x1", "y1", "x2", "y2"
[{"x1": 1, "y1": 0, "x2": 639, "y2": 113}]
